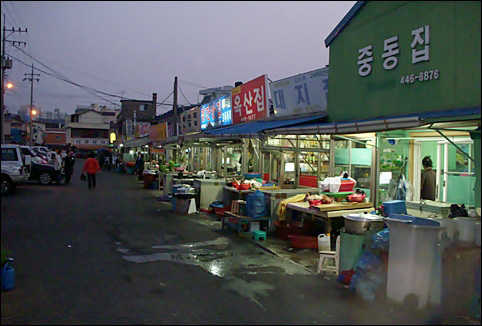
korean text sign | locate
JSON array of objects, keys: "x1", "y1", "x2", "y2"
[
  {"x1": 232, "y1": 74, "x2": 269, "y2": 124},
  {"x1": 269, "y1": 68, "x2": 328, "y2": 117},
  {"x1": 200, "y1": 96, "x2": 232, "y2": 130}
]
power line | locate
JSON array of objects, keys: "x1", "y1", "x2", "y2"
[
  {"x1": 8, "y1": 52, "x2": 122, "y2": 108},
  {"x1": 178, "y1": 84, "x2": 193, "y2": 105},
  {"x1": 178, "y1": 78, "x2": 209, "y2": 89}
]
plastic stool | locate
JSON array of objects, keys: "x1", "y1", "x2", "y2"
[
  {"x1": 318, "y1": 251, "x2": 337, "y2": 274},
  {"x1": 252, "y1": 230, "x2": 266, "y2": 241}
]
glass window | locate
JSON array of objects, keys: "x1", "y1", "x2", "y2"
[{"x1": 1, "y1": 148, "x2": 18, "y2": 161}]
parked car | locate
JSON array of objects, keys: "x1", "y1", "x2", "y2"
[
  {"x1": 20, "y1": 146, "x2": 48, "y2": 165},
  {"x1": 29, "y1": 162, "x2": 64, "y2": 185},
  {"x1": 31, "y1": 146, "x2": 49, "y2": 157},
  {"x1": 1, "y1": 144, "x2": 31, "y2": 195}
]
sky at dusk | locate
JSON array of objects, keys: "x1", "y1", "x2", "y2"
[{"x1": 1, "y1": 1, "x2": 356, "y2": 116}]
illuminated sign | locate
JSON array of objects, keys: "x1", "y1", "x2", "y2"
[
  {"x1": 232, "y1": 74, "x2": 269, "y2": 124},
  {"x1": 109, "y1": 132, "x2": 116, "y2": 144},
  {"x1": 201, "y1": 95, "x2": 232, "y2": 130}
]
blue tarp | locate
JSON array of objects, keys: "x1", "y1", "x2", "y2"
[{"x1": 204, "y1": 115, "x2": 326, "y2": 135}]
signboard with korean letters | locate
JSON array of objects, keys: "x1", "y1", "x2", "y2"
[
  {"x1": 269, "y1": 68, "x2": 328, "y2": 117},
  {"x1": 201, "y1": 96, "x2": 232, "y2": 130},
  {"x1": 326, "y1": 1, "x2": 480, "y2": 122},
  {"x1": 231, "y1": 74, "x2": 269, "y2": 124},
  {"x1": 71, "y1": 138, "x2": 108, "y2": 146}
]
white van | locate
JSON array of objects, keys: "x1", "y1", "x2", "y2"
[{"x1": 1, "y1": 144, "x2": 31, "y2": 195}]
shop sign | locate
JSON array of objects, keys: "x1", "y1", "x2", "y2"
[
  {"x1": 269, "y1": 68, "x2": 328, "y2": 117},
  {"x1": 201, "y1": 96, "x2": 232, "y2": 130},
  {"x1": 109, "y1": 132, "x2": 116, "y2": 144},
  {"x1": 135, "y1": 122, "x2": 150, "y2": 138},
  {"x1": 149, "y1": 122, "x2": 167, "y2": 141},
  {"x1": 71, "y1": 138, "x2": 108, "y2": 146},
  {"x1": 357, "y1": 25, "x2": 440, "y2": 85},
  {"x1": 232, "y1": 74, "x2": 269, "y2": 124}
]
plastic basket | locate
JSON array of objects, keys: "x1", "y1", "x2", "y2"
[{"x1": 339, "y1": 180, "x2": 356, "y2": 192}]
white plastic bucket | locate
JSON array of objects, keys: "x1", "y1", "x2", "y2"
[
  {"x1": 454, "y1": 217, "x2": 476, "y2": 243},
  {"x1": 318, "y1": 234, "x2": 331, "y2": 252},
  {"x1": 475, "y1": 222, "x2": 481, "y2": 247},
  {"x1": 383, "y1": 216, "x2": 443, "y2": 309}
]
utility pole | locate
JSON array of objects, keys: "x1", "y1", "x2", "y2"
[
  {"x1": 1, "y1": 15, "x2": 27, "y2": 143},
  {"x1": 24, "y1": 64, "x2": 39, "y2": 146},
  {"x1": 172, "y1": 76, "x2": 178, "y2": 161},
  {"x1": 173, "y1": 76, "x2": 178, "y2": 137}
]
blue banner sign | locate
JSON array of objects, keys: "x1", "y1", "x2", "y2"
[{"x1": 201, "y1": 95, "x2": 232, "y2": 130}]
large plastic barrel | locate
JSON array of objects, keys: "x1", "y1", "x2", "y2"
[
  {"x1": 246, "y1": 190, "x2": 266, "y2": 218},
  {"x1": 383, "y1": 214, "x2": 443, "y2": 309}
]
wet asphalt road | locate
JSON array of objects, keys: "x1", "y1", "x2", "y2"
[{"x1": 0, "y1": 160, "x2": 463, "y2": 325}]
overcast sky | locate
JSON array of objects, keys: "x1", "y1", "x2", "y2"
[{"x1": 1, "y1": 1, "x2": 356, "y2": 116}]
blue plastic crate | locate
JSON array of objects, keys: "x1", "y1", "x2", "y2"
[{"x1": 383, "y1": 200, "x2": 407, "y2": 216}]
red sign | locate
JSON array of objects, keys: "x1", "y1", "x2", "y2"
[{"x1": 232, "y1": 74, "x2": 269, "y2": 124}]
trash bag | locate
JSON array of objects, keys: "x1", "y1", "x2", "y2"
[
  {"x1": 246, "y1": 190, "x2": 266, "y2": 218},
  {"x1": 350, "y1": 252, "x2": 385, "y2": 301},
  {"x1": 371, "y1": 228, "x2": 390, "y2": 250}
]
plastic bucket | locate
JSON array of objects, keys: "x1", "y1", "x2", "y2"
[
  {"x1": 454, "y1": 217, "x2": 477, "y2": 244},
  {"x1": 318, "y1": 234, "x2": 331, "y2": 252},
  {"x1": 383, "y1": 214, "x2": 443, "y2": 309},
  {"x1": 1, "y1": 262, "x2": 15, "y2": 291}
]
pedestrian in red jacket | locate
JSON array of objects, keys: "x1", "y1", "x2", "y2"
[{"x1": 82, "y1": 152, "x2": 101, "y2": 189}]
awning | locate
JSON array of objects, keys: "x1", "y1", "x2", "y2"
[
  {"x1": 264, "y1": 113, "x2": 422, "y2": 135},
  {"x1": 204, "y1": 115, "x2": 326, "y2": 136},
  {"x1": 122, "y1": 137, "x2": 150, "y2": 148}
]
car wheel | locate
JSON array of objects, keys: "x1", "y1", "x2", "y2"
[
  {"x1": 39, "y1": 171, "x2": 52, "y2": 185},
  {"x1": 1, "y1": 175, "x2": 14, "y2": 195}
]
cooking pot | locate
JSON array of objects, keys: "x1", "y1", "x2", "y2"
[{"x1": 343, "y1": 213, "x2": 385, "y2": 235}]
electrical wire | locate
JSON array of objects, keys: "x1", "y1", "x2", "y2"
[
  {"x1": 178, "y1": 84, "x2": 193, "y2": 105},
  {"x1": 178, "y1": 78, "x2": 209, "y2": 89},
  {"x1": 8, "y1": 52, "x2": 121, "y2": 108}
]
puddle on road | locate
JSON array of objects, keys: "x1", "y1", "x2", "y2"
[
  {"x1": 119, "y1": 236, "x2": 310, "y2": 311},
  {"x1": 119, "y1": 237, "x2": 310, "y2": 278}
]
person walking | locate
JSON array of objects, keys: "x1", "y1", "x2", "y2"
[
  {"x1": 54, "y1": 150, "x2": 63, "y2": 185},
  {"x1": 421, "y1": 156, "x2": 436, "y2": 200},
  {"x1": 135, "y1": 152, "x2": 144, "y2": 176},
  {"x1": 64, "y1": 150, "x2": 75, "y2": 184},
  {"x1": 82, "y1": 151, "x2": 101, "y2": 189}
]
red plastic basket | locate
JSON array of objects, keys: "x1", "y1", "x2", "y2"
[{"x1": 339, "y1": 180, "x2": 356, "y2": 192}]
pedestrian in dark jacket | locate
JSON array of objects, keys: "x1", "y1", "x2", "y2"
[
  {"x1": 421, "y1": 156, "x2": 436, "y2": 200},
  {"x1": 64, "y1": 151, "x2": 75, "y2": 184},
  {"x1": 135, "y1": 152, "x2": 144, "y2": 176}
]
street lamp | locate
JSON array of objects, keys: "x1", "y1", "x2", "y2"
[
  {"x1": 30, "y1": 108, "x2": 37, "y2": 145},
  {"x1": 6, "y1": 82, "x2": 13, "y2": 89}
]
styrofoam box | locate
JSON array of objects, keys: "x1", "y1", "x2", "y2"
[{"x1": 249, "y1": 221, "x2": 260, "y2": 233}]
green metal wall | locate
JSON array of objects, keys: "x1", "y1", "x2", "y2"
[{"x1": 327, "y1": 1, "x2": 481, "y2": 122}]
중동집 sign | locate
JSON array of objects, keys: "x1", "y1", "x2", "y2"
[
  {"x1": 232, "y1": 74, "x2": 269, "y2": 124},
  {"x1": 201, "y1": 96, "x2": 232, "y2": 130},
  {"x1": 270, "y1": 68, "x2": 328, "y2": 117}
]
